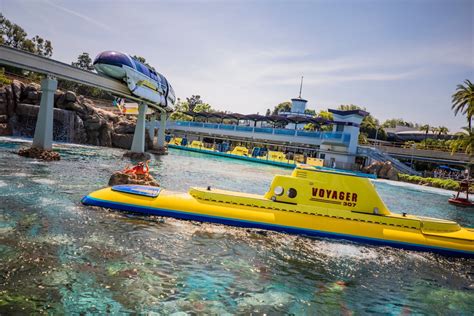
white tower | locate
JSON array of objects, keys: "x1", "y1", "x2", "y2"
[{"x1": 290, "y1": 76, "x2": 307, "y2": 114}]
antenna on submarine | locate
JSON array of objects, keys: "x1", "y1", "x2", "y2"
[{"x1": 298, "y1": 76, "x2": 304, "y2": 98}]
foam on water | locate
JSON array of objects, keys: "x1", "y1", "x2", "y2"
[
  {"x1": 312, "y1": 241, "x2": 380, "y2": 260},
  {"x1": 11, "y1": 172, "x2": 31, "y2": 177},
  {"x1": 32, "y1": 178, "x2": 56, "y2": 185},
  {"x1": 0, "y1": 136, "x2": 32, "y2": 143}
]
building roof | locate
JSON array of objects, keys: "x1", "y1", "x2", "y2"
[
  {"x1": 291, "y1": 97, "x2": 308, "y2": 102},
  {"x1": 178, "y1": 111, "x2": 341, "y2": 126},
  {"x1": 328, "y1": 109, "x2": 369, "y2": 117}
]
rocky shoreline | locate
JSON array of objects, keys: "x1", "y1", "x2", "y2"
[{"x1": 0, "y1": 79, "x2": 154, "y2": 150}]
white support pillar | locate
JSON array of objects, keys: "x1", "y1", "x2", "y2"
[
  {"x1": 32, "y1": 77, "x2": 57, "y2": 150},
  {"x1": 130, "y1": 102, "x2": 148, "y2": 153},
  {"x1": 157, "y1": 111, "x2": 167, "y2": 148},
  {"x1": 147, "y1": 113, "x2": 157, "y2": 148}
]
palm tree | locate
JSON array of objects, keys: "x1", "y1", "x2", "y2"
[
  {"x1": 431, "y1": 126, "x2": 439, "y2": 138},
  {"x1": 420, "y1": 124, "x2": 430, "y2": 139},
  {"x1": 450, "y1": 127, "x2": 474, "y2": 155},
  {"x1": 452, "y1": 79, "x2": 474, "y2": 130},
  {"x1": 438, "y1": 126, "x2": 449, "y2": 137},
  {"x1": 438, "y1": 126, "x2": 449, "y2": 135}
]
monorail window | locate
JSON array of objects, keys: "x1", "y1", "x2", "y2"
[
  {"x1": 158, "y1": 74, "x2": 168, "y2": 90},
  {"x1": 132, "y1": 60, "x2": 150, "y2": 77},
  {"x1": 150, "y1": 71, "x2": 158, "y2": 81}
]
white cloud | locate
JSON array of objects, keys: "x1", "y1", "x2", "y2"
[{"x1": 43, "y1": 0, "x2": 113, "y2": 32}]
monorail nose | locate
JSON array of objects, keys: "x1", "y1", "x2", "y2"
[{"x1": 93, "y1": 51, "x2": 134, "y2": 68}]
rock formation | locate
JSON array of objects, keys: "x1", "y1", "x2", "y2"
[
  {"x1": 362, "y1": 161, "x2": 399, "y2": 180},
  {"x1": 0, "y1": 79, "x2": 155, "y2": 150},
  {"x1": 17, "y1": 147, "x2": 60, "y2": 161},
  {"x1": 108, "y1": 172, "x2": 159, "y2": 187}
]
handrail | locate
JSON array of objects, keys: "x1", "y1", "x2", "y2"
[
  {"x1": 167, "y1": 120, "x2": 351, "y2": 144},
  {"x1": 367, "y1": 139, "x2": 465, "y2": 154}
]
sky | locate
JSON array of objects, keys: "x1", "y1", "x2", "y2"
[{"x1": 1, "y1": 0, "x2": 473, "y2": 131}]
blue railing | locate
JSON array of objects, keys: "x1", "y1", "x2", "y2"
[
  {"x1": 203, "y1": 123, "x2": 219, "y2": 129},
  {"x1": 168, "y1": 121, "x2": 350, "y2": 144},
  {"x1": 296, "y1": 130, "x2": 321, "y2": 138},
  {"x1": 274, "y1": 129, "x2": 297, "y2": 136},
  {"x1": 322, "y1": 132, "x2": 343, "y2": 140},
  {"x1": 235, "y1": 126, "x2": 253, "y2": 132},
  {"x1": 220, "y1": 124, "x2": 235, "y2": 130},
  {"x1": 189, "y1": 121, "x2": 202, "y2": 127},
  {"x1": 254, "y1": 127, "x2": 273, "y2": 134}
]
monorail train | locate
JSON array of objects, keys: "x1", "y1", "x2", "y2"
[{"x1": 93, "y1": 51, "x2": 176, "y2": 107}]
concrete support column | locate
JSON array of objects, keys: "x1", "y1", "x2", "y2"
[
  {"x1": 32, "y1": 77, "x2": 57, "y2": 150},
  {"x1": 147, "y1": 113, "x2": 157, "y2": 148},
  {"x1": 157, "y1": 111, "x2": 167, "y2": 148},
  {"x1": 130, "y1": 102, "x2": 148, "y2": 153}
]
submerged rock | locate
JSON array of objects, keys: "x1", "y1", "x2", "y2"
[
  {"x1": 18, "y1": 147, "x2": 60, "y2": 161},
  {"x1": 148, "y1": 146, "x2": 168, "y2": 156},
  {"x1": 237, "y1": 291, "x2": 294, "y2": 311}
]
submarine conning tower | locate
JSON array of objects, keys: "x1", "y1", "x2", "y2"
[{"x1": 264, "y1": 165, "x2": 391, "y2": 215}]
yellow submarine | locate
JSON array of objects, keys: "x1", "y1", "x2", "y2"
[{"x1": 82, "y1": 165, "x2": 474, "y2": 257}]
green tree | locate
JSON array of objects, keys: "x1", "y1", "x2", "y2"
[
  {"x1": 360, "y1": 115, "x2": 386, "y2": 140},
  {"x1": 336, "y1": 104, "x2": 386, "y2": 140},
  {"x1": 193, "y1": 103, "x2": 212, "y2": 113},
  {"x1": 303, "y1": 110, "x2": 333, "y2": 131},
  {"x1": 438, "y1": 126, "x2": 449, "y2": 137},
  {"x1": 450, "y1": 127, "x2": 474, "y2": 155},
  {"x1": 420, "y1": 124, "x2": 430, "y2": 138},
  {"x1": 31, "y1": 35, "x2": 53, "y2": 57},
  {"x1": 272, "y1": 101, "x2": 292, "y2": 115},
  {"x1": 0, "y1": 68, "x2": 12, "y2": 85},
  {"x1": 382, "y1": 118, "x2": 414, "y2": 128},
  {"x1": 431, "y1": 126, "x2": 440, "y2": 138},
  {"x1": 132, "y1": 55, "x2": 155, "y2": 71},
  {"x1": 318, "y1": 110, "x2": 334, "y2": 121},
  {"x1": 0, "y1": 13, "x2": 53, "y2": 57},
  {"x1": 452, "y1": 79, "x2": 474, "y2": 130},
  {"x1": 56, "y1": 52, "x2": 112, "y2": 100},
  {"x1": 170, "y1": 98, "x2": 193, "y2": 121},
  {"x1": 72, "y1": 52, "x2": 95, "y2": 71},
  {"x1": 170, "y1": 96, "x2": 215, "y2": 121},
  {"x1": 358, "y1": 133, "x2": 369, "y2": 144},
  {"x1": 186, "y1": 95, "x2": 204, "y2": 112},
  {"x1": 337, "y1": 104, "x2": 361, "y2": 111},
  {"x1": 304, "y1": 108, "x2": 316, "y2": 116}
]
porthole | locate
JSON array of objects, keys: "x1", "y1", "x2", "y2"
[
  {"x1": 287, "y1": 188, "x2": 297, "y2": 198},
  {"x1": 274, "y1": 186, "x2": 284, "y2": 196}
]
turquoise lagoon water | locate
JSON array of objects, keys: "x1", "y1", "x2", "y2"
[{"x1": 0, "y1": 137, "x2": 473, "y2": 314}]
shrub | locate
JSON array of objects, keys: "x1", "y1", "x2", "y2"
[
  {"x1": 0, "y1": 68, "x2": 12, "y2": 85},
  {"x1": 398, "y1": 174, "x2": 460, "y2": 191},
  {"x1": 441, "y1": 180, "x2": 459, "y2": 191}
]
